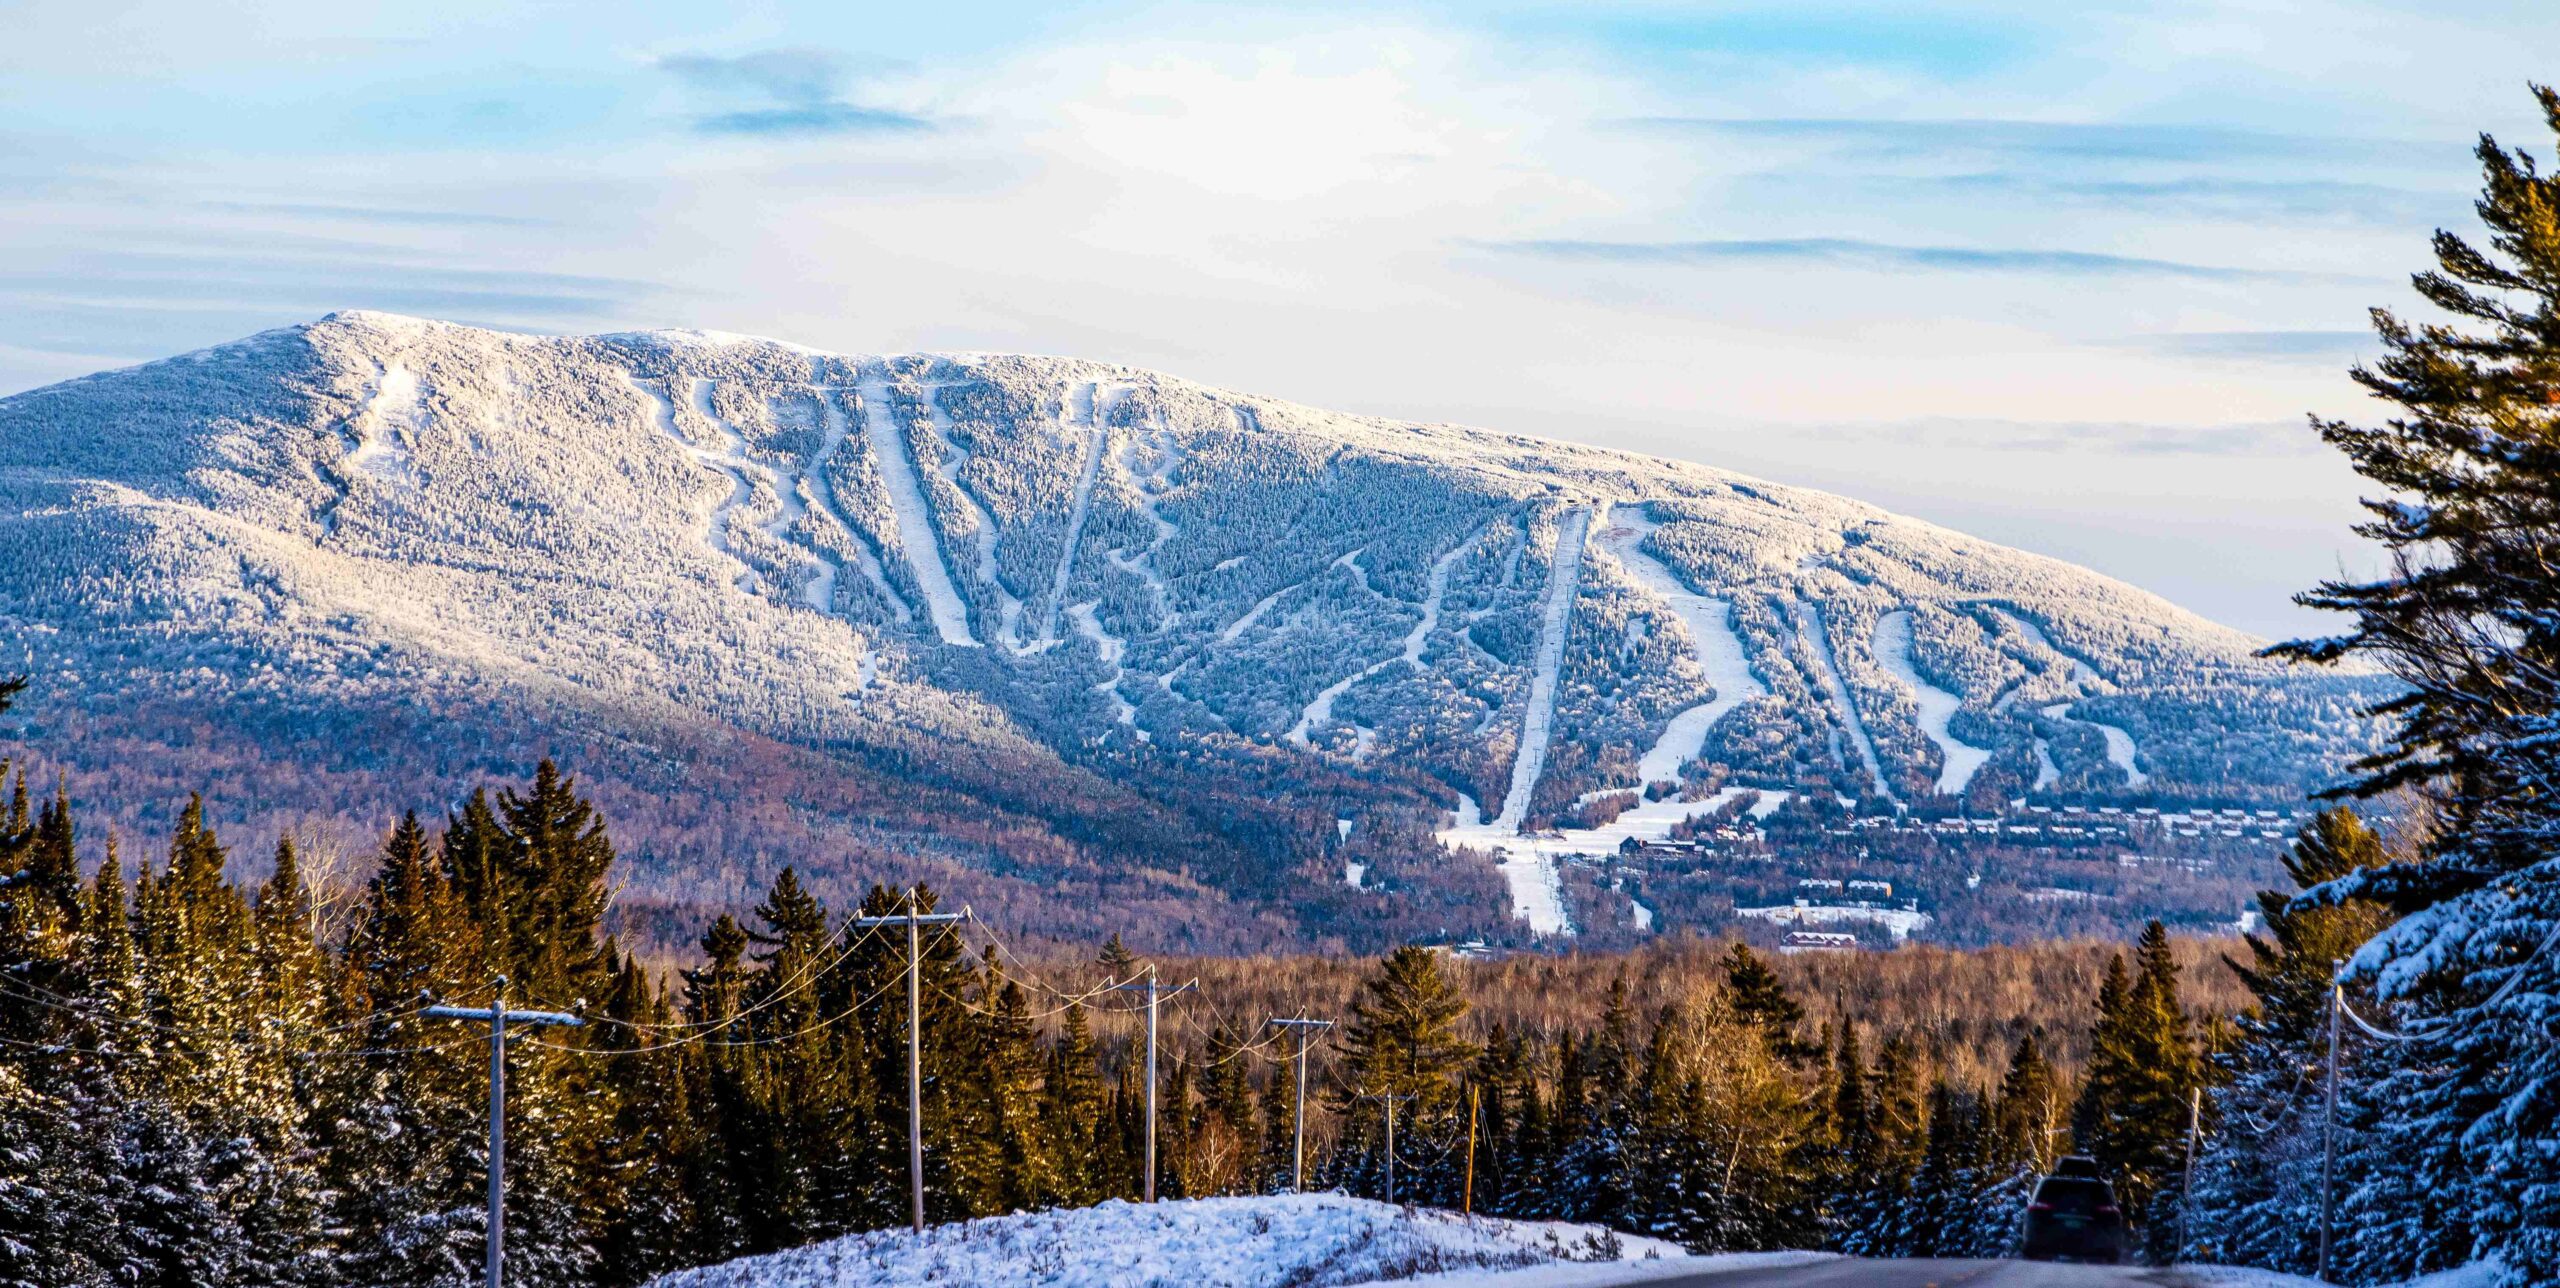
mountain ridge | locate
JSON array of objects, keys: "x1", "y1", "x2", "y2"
[{"x1": 0, "y1": 311, "x2": 2382, "y2": 948}]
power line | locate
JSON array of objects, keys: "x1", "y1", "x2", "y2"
[
  {"x1": 1107, "y1": 965, "x2": 1196, "y2": 1203},
  {"x1": 1267, "y1": 1015, "x2": 1334, "y2": 1193},
  {"x1": 422, "y1": 976, "x2": 583, "y2": 1288},
  {"x1": 850, "y1": 891, "x2": 966, "y2": 1238}
]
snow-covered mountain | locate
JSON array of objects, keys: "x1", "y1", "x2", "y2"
[{"x1": 0, "y1": 312, "x2": 2379, "y2": 946}]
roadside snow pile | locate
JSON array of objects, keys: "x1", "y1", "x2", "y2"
[
  {"x1": 642, "y1": 1193, "x2": 1727, "y2": 1288},
  {"x1": 2176, "y1": 1261, "x2": 2504, "y2": 1288}
]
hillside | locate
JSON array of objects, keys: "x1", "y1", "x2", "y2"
[{"x1": 0, "y1": 312, "x2": 2383, "y2": 946}]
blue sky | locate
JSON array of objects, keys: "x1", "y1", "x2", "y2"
[{"x1": 4, "y1": 0, "x2": 2552, "y2": 636}]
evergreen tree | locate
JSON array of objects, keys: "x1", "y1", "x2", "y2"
[{"x1": 2263, "y1": 83, "x2": 2560, "y2": 1288}]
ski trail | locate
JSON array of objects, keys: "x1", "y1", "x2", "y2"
[
  {"x1": 629, "y1": 375, "x2": 756, "y2": 590},
  {"x1": 1593, "y1": 507, "x2": 1767, "y2": 787},
  {"x1": 918, "y1": 386, "x2": 1028, "y2": 651},
  {"x1": 1873, "y1": 608, "x2": 1993, "y2": 795},
  {"x1": 1991, "y1": 606, "x2": 2104, "y2": 685},
  {"x1": 684, "y1": 377, "x2": 869, "y2": 612},
  {"x1": 1221, "y1": 578, "x2": 1300, "y2": 643},
  {"x1": 1999, "y1": 606, "x2": 2147, "y2": 789},
  {"x1": 2041, "y1": 702, "x2": 2151, "y2": 789},
  {"x1": 1800, "y1": 601, "x2": 1894, "y2": 804},
  {"x1": 1297, "y1": 520, "x2": 1498, "y2": 752},
  {"x1": 1288, "y1": 659, "x2": 1395, "y2": 749},
  {"x1": 1067, "y1": 601, "x2": 1139, "y2": 727},
  {"x1": 1108, "y1": 431, "x2": 1185, "y2": 631},
  {"x1": 1038, "y1": 381, "x2": 1114, "y2": 644},
  {"x1": 348, "y1": 361, "x2": 425, "y2": 487},
  {"x1": 1495, "y1": 506, "x2": 1592, "y2": 832},
  {"x1": 1402, "y1": 526, "x2": 1473, "y2": 668},
  {"x1": 806, "y1": 385, "x2": 911, "y2": 622},
  {"x1": 855, "y1": 371, "x2": 977, "y2": 646},
  {"x1": 2032, "y1": 738, "x2": 2062, "y2": 790}
]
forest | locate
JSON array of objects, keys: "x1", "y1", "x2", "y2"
[{"x1": 0, "y1": 723, "x2": 2285, "y2": 1285}]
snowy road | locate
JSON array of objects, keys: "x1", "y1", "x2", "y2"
[{"x1": 1564, "y1": 1256, "x2": 2185, "y2": 1288}]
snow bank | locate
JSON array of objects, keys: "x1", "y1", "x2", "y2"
[
  {"x1": 2175, "y1": 1261, "x2": 2503, "y2": 1288},
  {"x1": 642, "y1": 1194, "x2": 1715, "y2": 1288}
]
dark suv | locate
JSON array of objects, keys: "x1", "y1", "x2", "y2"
[{"x1": 2020, "y1": 1159, "x2": 2127, "y2": 1263}]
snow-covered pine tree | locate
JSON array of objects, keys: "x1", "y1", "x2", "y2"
[
  {"x1": 2191, "y1": 808, "x2": 2394, "y2": 1274},
  {"x1": 2266, "y1": 84, "x2": 2560, "y2": 1288}
]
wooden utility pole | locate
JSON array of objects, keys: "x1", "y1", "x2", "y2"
[
  {"x1": 424, "y1": 977, "x2": 583, "y2": 1288},
  {"x1": 852, "y1": 893, "x2": 967, "y2": 1236},
  {"x1": 2178, "y1": 1084, "x2": 2202, "y2": 1263},
  {"x1": 1267, "y1": 1016, "x2": 1334, "y2": 1192},
  {"x1": 1108, "y1": 964, "x2": 1196, "y2": 1202},
  {"x1": 1463, "y1": 1085, "x2": 1480, "y2": 1215}
]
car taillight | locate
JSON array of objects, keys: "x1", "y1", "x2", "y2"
[
  {"x1": 2028, "y1": 1202, "x2": 2055, "y2": 1212},
  {"x1": 2096, "y1": 1205, "x2": 2119, "y2": 1215}
]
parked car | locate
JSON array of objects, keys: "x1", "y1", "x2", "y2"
[{"x1": 2021, "y1": 1158, "x2": 2127, "y2": 1263}]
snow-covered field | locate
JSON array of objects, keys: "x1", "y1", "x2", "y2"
[{"x1": 639, "y1": 1195, "x2": 1801, "y2": 1288}]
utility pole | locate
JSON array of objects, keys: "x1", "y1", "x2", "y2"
[
  {"x1": 1359, "y1": 1093, "x2": 1416, "y2": 1204},
  {"x1": 424, "y1": 977, "x2": 583, "y2": 1288},
  {"x1": 851, "y1": 892, "x2": 967, "y2": 1236},
  {"x1": 1108, "y1": 964, "x2": 1196, "y2": 1202},
  {"x1": 2178, "y1": 1084, "x2": 2202, "y2": 1264},
  {"x1": 1463, "y1": 1084, "x2": 1480, "y2": 1216},
  {"x1": 1267, "y1": 1016, "x2": 1334, "y2": 1192},
  {"x1": 2320, "y1": 968, "x2": 2343, "y2": 1284}
]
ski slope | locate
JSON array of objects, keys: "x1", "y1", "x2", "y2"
[
  {"x1": 1593, "y1": 508, "x2": 1766, "y2": 787},
  {"x1": 1495, "y1": 507, "x2": 1591, "y2": 831},
  {"x1": 919, "y1": 385, "x2": 1028, "y2": 650},
  {"x1": 1038, "y1": 381, "x2": 1111, "y2": 644},
  {"x1": 805, "y1": 385, "x2": 910, "y2": 622},
  {"x1": 1872, "y1": 609, "x2": 1992, "y2": 795},
  {"x1": 2043, "y1": 702, "x2": 2151, "y2": 789},
  {"x1": 1799, "y1": 602, "x2": 1894, "y2": 804},
  {"x1": 855, "y1": 371, "x2": 977, "y2": 645}
]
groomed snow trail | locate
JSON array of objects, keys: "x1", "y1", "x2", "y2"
[
  {"x1": 1108, "y1": 431, "x2": 1184, "y2": 631},
  {"x1": 805, "y1": 384, "x2": 911, "y2": 622},
  {"x1": 1594, "y1": 507, "x2": 1767, "y2": 787},
  {"x1": 1497, "y1": 506, "x2": 1591, "y2": 832},
  {"x1": 1067, "y1": 601, "x2": 1138, "y2": 727},
  {"x1": 2042, "y1": 703, "x2": 2150, "y2": 789},
  {"x1": 856, "y1": 372, "x2": 977, "y2": 646},
  {"x1": 629, "y1": 375, "x2": 755, "y2": 590},
  {"x1": 1800, "y1": 601, "x2": 1895, "y2": 804},
  {"x1": 1872, "y1": 609, "x2": 1992, "y2": 795},
  {"x1": 1037, "y1": 381, "x2": 1114, "y2": 645},
  {"x1": 348, "y1": 361, "x2": 425, "y2": 487},
  {"x1": 919, "y1": 386, "x2": 1028, "y2": 651},
  {"x1": 1998, "y1": 607, "x2": 2150, "y2": 789}
]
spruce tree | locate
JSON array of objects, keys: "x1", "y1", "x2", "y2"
[{"x1": 2263, "y1": 83, "x2": 2560, "y2": 1288}]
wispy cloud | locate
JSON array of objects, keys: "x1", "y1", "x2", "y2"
[
  {"x1": 1796, "y1": 416, "x2": 2322, "y2": 457},
  {"x1": 1624, "y1": 116, "x2": 2448, "y2": 167},
  {"x1": 1487, "y1": 237, "x2": 2339, "y2": 283},
  {"x1": 2112, "y1": 329, "x2": 2377, "y2": 363},
  {"x1": 656, "y1": 48, "x2": 930, "y2": 136},
  {"x1": 199, "y1": 201, "x2": 554, "y2": 229}
]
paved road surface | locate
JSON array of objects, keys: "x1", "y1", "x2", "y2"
[{"x1": 1630, "y1": 1257, "x2": 2198, "y2": 1288}]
